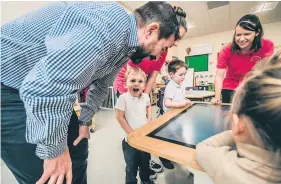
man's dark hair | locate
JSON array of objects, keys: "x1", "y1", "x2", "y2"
[
  {"x1": 134, "y1": 2, "x2": 179, "y2": 40},
  {"x1": 231, "y1": 14, "x2": 264, "y2": 54},
  {"x1": 168, "y1": 59, "x2": 188, "y2": 73}
]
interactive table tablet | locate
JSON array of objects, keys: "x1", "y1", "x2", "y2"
[{"x1": 128, "y1": 102, "x2": 231, "y2": 171}]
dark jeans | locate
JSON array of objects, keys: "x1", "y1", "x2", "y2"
[
  {"x1": 116, "y1": 90, "x2": 162, "y2": 171},
  {"x1": 1, "y1": 84, "x2": 88, "y2": 184},
  {"x1": 116, "y1": 90, "x2": 121, "y2": 98},
  {"x1": 221, "y1": 89, "x2": 235, "y2": 103},
  {"x1": 122, "y1": 139, "x2": 150, "y2": 184}
]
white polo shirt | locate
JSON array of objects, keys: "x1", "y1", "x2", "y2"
[
  {"x1": 115, "y1": 92, "x2": 150, "y2": 141},
  {"x1": 163, "y1": 79, "x2": 185, "y2": 112}
]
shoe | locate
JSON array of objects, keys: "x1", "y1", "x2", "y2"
[
  {"x1": 141, "y1": 180, "x2": 155, "y2": 184},
  {"x1": 149, "y1": 160, "x2": 163, "y2": 173},
  {"x1": 149, "y1": 169, "x2": 157, "y2": 181},
  {"x1": 159, "y1": 157, "x2": 174, "y2": 169}
]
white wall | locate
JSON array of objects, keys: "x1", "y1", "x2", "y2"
[
  {"x1": 1, "y1": 1, "x2": 131, "y2": 25},
  {"x1": 175, "y1": 21, "x2": 281, "y2": 74},
  {"x1": 2, "y1": 1, "x2": 280, "y2": 81},
  {"x1": 1, "y1": 1, "x2": 50, "y2": 25}
]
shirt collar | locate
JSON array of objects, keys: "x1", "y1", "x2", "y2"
[
  {"x1": 237, "y1": 143, "x2": 281, "y2": 169},
  {"x1": 127, "y1": 14, "x2": 139, "y2": 48},
  {"x1": 127, "y1": 91, "x2": 145, "y2": 100},
  {"x1": 236, "y1": 49, "x2": 255, "y2": 56},
  {"x1": 170, "y1": 79, "x2": 181, "y2": 88}
]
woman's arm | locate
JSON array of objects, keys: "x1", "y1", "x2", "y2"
[
  {"x1": 214, "y1": 69, "x2": 226, "y2": 103},
  {"x1": 146, "y1": 105, "x2": 152, "y2": 122},
  {"x1": 144, "y1": 71, "x2": 159, "y2": 94}
]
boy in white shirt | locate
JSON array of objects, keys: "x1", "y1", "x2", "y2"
[
  {"x1": 115, "y1": 67, "x2": 153, "y2": 184},
  {"x1": 164, "y1": 59, "x2": 190, "y2": 112},
  {"x1": 161, "y1": 59, "x2": 191, "y2": 169}
]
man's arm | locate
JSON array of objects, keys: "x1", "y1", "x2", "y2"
[
  {"x1": 20, "y1": 4, "x2": 112, "y2": 160},
  {"x1": 79, "y1": 69, "x2": 121, "y2": 123},
  {"x1": 19, "y1": 3, "x2": 132, "y2": 184}
]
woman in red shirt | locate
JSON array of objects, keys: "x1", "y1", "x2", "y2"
[{"x1": 214, "y1": 14, "x2": 274, "y2": 104}]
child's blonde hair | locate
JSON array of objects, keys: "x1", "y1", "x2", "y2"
[
  {"x1": 231, "y1": 51, "x2": 281, "y2": 151},
  {"x1": 125, "y1": 67, "x2": 147, "y2": 83}
]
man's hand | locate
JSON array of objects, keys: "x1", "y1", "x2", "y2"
[
  {"x1": 73, "y1": 125, "x2": 90, "y2": 146},
  {"x1": 36, "y1": 148, "x2": 72, "y2": 184}
]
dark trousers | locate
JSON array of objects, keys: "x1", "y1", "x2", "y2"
[
  {"x1": 122, "y1": 139, "x2": 150, "y2": 184},
  {"x1": 1, "y1": 84, "x2": 88, "y2": 184},
  {"x1": 221, "y1": 89, "x2": 235, "y2": 103}
]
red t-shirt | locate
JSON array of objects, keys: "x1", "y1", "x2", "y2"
[
  {"x1": 217, "y1": 38, "x2": 274, "y2": 90},
  {"x1": 113, "y1": 51, "x2": 168, "y2": 93}
]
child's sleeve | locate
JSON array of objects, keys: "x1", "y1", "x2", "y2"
[
  {"x1": 145, "y1": 94, "x2": 151, "y2": 107},
  {"x1": 115, "y1": 95, "x2": 125, "y2": 112},
  {"x1": 164, "y1": 85, "x2": 175, "y2": 100},
  {"x1": 196, "y1": 130, "x2": 235, "y2": 178}
]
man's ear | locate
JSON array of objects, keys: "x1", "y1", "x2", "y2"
[{"x1": 144, "y1": 23, "x2": 160, "y2": 39}]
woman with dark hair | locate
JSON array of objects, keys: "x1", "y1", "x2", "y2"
[{"x1": 213, "y1": 14, "x2": 274, "y2": 104}]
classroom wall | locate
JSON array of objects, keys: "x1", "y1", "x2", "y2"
[
  {"x1": 175, "y1": 21, "x2": 281, "y2": 74},
  {"x1": 1, "y1": 1, "x2": 50, "y2": 25},
  {"x1": 1, "y1": 1, "x2": 131, "y2": 25},
  {"x1": 2, "y1": 1, "x2": 280, "y2": 84}
]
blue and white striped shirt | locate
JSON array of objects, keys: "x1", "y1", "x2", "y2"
[{"x1": 1, "y1": 2, "x2": 138, "y2": 159}]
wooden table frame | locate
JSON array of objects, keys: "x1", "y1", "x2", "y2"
[
  {"x1": 185, "y1": 90, "x2": 215, "y2": 102},
  {"x1": 128, "y1": 102, "x2": 231, "y2": 172}
]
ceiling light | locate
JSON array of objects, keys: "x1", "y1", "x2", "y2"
[
  {"x1": 187, "y1": 24, "x2": 196, "y2": 28},
  {"x1": 250, "y1": 1, "x2": 279, "y2": 14},
  {"x1": 262, "y1": 1, "x2": 279, "y2": 11},
  {"x1": 250, "y1": 3, "x2": 265, "y2": 14}
]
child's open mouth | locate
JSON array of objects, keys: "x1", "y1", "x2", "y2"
[{"x1": 133, "y1": 88, "x2": 139, "y2": 92}]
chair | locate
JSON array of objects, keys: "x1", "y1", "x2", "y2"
[
  {"x1": 156, "y1": 87, "x2": 166, "y2": 117},
  {"x1": 185, "y1": 86, "x2": 199, "y2": 90}
]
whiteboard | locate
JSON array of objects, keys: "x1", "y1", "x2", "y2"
[
  {"x1": 189, "y1": 43, "x2": 212, "y2": 56},
  {"x1": 183, "y1": 68, "x2": 194, "y2": 87}
]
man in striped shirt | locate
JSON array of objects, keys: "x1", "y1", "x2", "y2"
[{"x1": 1, "y1": 2, "x2": 179, "y2": 184}]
